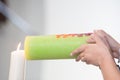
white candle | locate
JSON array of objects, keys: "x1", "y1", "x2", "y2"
[{"x1": 9, "y1": 43, "x2": 26, "y2": 80}]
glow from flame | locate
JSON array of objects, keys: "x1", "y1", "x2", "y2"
[{"x1": 17, "y1": 42, "x2": 21, "y2": 51}]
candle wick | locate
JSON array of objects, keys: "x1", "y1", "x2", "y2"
[{"x1": 17, "y1": 42, "x2": 21, "y2": 51}]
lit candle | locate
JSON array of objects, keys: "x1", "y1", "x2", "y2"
[{"x1": 9, "y1": 43, "x2": 25, "y2": 80}]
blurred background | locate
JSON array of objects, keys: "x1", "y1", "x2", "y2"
[{"x1": 1, "y1": 0, "x2": 120, "y2": 80}]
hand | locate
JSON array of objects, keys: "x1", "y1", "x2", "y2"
[
  {"x1": 71, "y1": 33, "x2": 113, "y2": 66},
  {"x1": 87, "y1": 30, "x2": 120, "y2": 59}
]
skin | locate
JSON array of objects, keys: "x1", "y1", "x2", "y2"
[
  {"x1": 71, "y1": 30, "x2": 120, "y2": 80},
  {"x1": 90, "y1": 30, "x2": 120, "y2": 59}
]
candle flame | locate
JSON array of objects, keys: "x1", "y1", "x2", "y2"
[{"x1": 17, "y1": 42, "x2": 21, "y2": 51}]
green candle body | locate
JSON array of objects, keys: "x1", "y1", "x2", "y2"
[{"x1": 24, "y1": 34, "x2": 90, "y2": 60}]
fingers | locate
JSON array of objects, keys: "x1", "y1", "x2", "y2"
[
  {"x1": 87, "y1": 34, "x2": 96, "y2": 43},
  {"x1": 76, "y1": 55, "x2": 90, "y2": 65},
  {"x1": 81, "y1": 57, "x2": 86, "y2": 62},
  {"x1": 94, "y1": 30, "x2": 109, "y2": 45},
  {"x1": 76, "y1": 53, "x2": 84, "y2": 61},
  {"x1": 70, "y1": 45, "x2": 87, "y2": 62},
  {"x1": 76, "y1": 53, "x2": 89, "y2": 64},
  {"x1": 94, "y1": 30, "x2": 111, "y2": 51},
  {"x1": 71, "y1": 45, "x2": 86, "y2": 56},
  {"x1": 93, "y1": 30, "x2": 104, "y2": 45},
  {"x1": 94, "y1": 30, "x2": 109, "y2": 46},
  {"x1": 96, "y1": 30, "x2": 109, "y2": 38},
  {"x1": 87, "y1": 30, "x2": 107, "y2": 44}
]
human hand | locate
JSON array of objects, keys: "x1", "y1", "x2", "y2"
[
  {"x1": 71, "y1": 33, "x2": 113, "y2": 66},
  {"x1": 87, "y1": 30, "x2": 120, "y2": 59}
]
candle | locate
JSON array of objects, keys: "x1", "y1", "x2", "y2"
[
  {"x1": 24, "y1": 33, "x2": 91, "y2": 60},
  {"x1": 9, "y1": 43, "x2": 25, "y2": 80}
]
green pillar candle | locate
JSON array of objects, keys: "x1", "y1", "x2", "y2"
[{"x1": 24, "y1": 33, "x2": 91, "y2": 60}]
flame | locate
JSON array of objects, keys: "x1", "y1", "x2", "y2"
[{"x1": 17, "y1": 42, "x2": 21, "y2": 51}]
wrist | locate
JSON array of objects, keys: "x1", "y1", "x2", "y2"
[
  {"x1": 99, "y1": 54, "x2": 120, "y2": 80},
  {"x1": 99, "y1": 53, "x2": 114, "y2": 68},
  {"x1": 99, "y1": 57, "x2": 115, "y2": 70}
]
